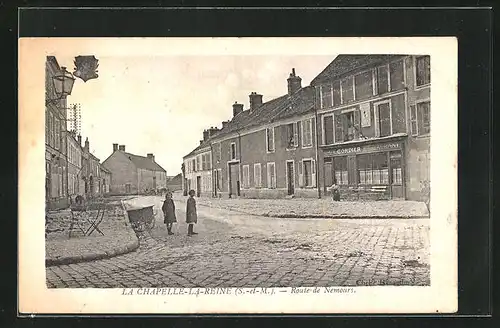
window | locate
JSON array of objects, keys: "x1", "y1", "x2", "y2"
[
  {"x1": 197, "y1": 155, "x2": 202, "y2": 171},
  {"x1": 230, "y1": 143, "x2": 236, "y2": 160},
  {"x1": 389, "y1": 60, "x2": 405, "y2": 91},
  {"x1": 286, "y1": 122, "x2": 299, "y2": 148},
  {"x1": 192, "y1": 159, "x2": 196, "y2": 172},
  {"x1": 242, "y1": 165, "x2": 250, "y2": 189},
  {"x1": 301, "y1": 118, "x2": 313, "y2": 147},
  {"x1": 254, "y1": 163, "x2": 262, "y2": 188},
  {"x1": 417, "y1": 101, "x2": 431, "y2": 135},
  {"x1": 323, "y1": 115, "x2": 334, "y2": 145},
  {"x1": 334, "y1": 157, "x2": 348, "y2": 185},
  {"x1": 332, "y1": 81, "x2": 341, "y2": 106},
  {"x1": 266, "y1": 127, "x2": 275, "y2": 152},
  {"x1": 416, "y1": 56, "x2": 430, "y2": 87},
  {"x1": 341, "y1": 77, "x2": 354, "y2": 103},
  {"x1": 321, "y1": 84, "x2": 332, "y2": 109},
  {"x1": 267, "y1": 162, "x2": 276, "y2": 189},
  {"x1": 55, "y1": 118, "x2": 61, "y2": 150},
  {"x1": 354, "y1": 70, "x2": 374, "y2": 100},
  {"x1": 301, "y1": 159, "x2": 316, "y2": 187},
  {"x1": 375, "y1": 102, "x2": 392, "y2": 137},
  {"x1": 335, "y1": 110, "x2": 359, "y2": 142},
  {"x1": 213, "y1": 143, "x2": 221, "y2": 163},
  {"x1": 357, "y1": 153, "x2": 389, "y2": 185},
  {"x1": 201, "y1": 154, "x2": 207, "y2": 170},
  {"x1": 45, "y1": 109, "x2": 49, "y2": 144},
  {"x1": 377, "y1": 66, "x2": 389, "y2": 94}
]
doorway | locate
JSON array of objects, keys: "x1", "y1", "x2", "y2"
[
  {"x1": 286, "y1": 161, "x2": 295, "y2": 195},
  {"x1": 228, "y1": 163, "x2": 240, "y2": 198}
]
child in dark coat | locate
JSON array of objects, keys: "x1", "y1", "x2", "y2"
[
  {"x1": 162, "y1": 191, "x2": 177, "y2": 235},
  {"x1": 186, "y1": 189, "x2": 198, "y2": 236}
]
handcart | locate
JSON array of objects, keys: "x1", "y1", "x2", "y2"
[{"x1": 126, "y1": 205, "x2": 156, "y2": 232}]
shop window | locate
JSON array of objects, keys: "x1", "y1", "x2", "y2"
[
  {"x1": 389, "y1": 60, "x2": 405, "y2": 91},
  {"x1": 321, "y1": 84, "x2": 332, "y2": 109},
  {"x1": 377, "y1": 66, "x2": 389, "y2": 94},
  {"x1": 332, "y1": 81, "x2": 341, "y2": 106},
  {"x1": 354, "y1": 70, "x2": 373, "y2": 100},
  {"x1": 254, "y1": 163, "x2": 262, "y2": 188},
  {"x1": 358, "y1": 153, "x2": 389, "y2": 185},
  {"x1": 301, "y1": 118, "x2": 313, "y2": 147},
  {"x1": 286, "y1": 122, "x2": 299, "y2": 148},
  {"x1": 266, "y1": 128, "x2": 275, "y2": 152},
  {"x1": 333, "y1": 157, "x2": 349, "y2": 185},
  {"x1": 416, "y1": 56, "x2": 431, "y2": 87},
  {"x1": 299, "y1": 159, "x2": 316, "y2": 187},
  {"x1": 323, "y1": 115, "x2": 334, "y2": 145},
  {"x1": 341, "y1": 77, "x2": 354, "y2": 103}
]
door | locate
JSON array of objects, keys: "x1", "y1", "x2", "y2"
[
  {"x1": 390, "y1": 152, "x2": 403, "y2": 199},
  {"x1": 125, "y1": 183, "x2": 131, "y2": 194},
  {"x1": 323, "y1": 158, "x2": 333, "y2": 192},
  {"x1": 196, "y1": 176, "x2": 201, "y2": 197},
  {"x1": 229, "y1": 164, "x2": 239, "y2": 197},
  {"x1": 286, "y1": 161, "x2": 295, "y2": 195},
  {"x1": 152, "y1": 176, "x2": 157, "y2": 190}
]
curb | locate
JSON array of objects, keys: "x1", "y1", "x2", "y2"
[
  {"x1": 198, "y1": 204, "x2": 429, "y2": 219},
  {"x1": 45, "y1": 199, "x2": 140, "y2": 267}
]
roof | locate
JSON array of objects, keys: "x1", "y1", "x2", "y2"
[
  {"x1": 100, "y1": 165, "x2": 111, "y2": 174},
  {"x1": 310, "y1": 55, "x2": 408, "y2": 86},
  {"x1": 183, "y1": 86, "x2": 315, "y2": 159},
  {"x1": 123, "y1": 152, "x2": 166, "y2": 172}
]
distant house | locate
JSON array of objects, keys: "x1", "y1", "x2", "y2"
[
  {"x1": 166, "y1": 174, "x2": 183, "y2": 192},
  {"x1": 102, "y1": 144, "x2": 167, "y2": 195}
]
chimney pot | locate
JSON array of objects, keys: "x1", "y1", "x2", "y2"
[
  {"x1": 147, "y1": 153, "x2": 155, "y2": 162},
  {"x1": 203, "y1": 129, "x2": 209, "y2": 141},
  {"x1": 113, "y1": 143, "x2": 118, "y2": 152},
  {"x1": 119, "y1": 145, "x2": 125, "y2": 151}
]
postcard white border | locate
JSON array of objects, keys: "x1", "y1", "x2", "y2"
[{"x1": 18, "y1": 37, "x2": 457, "y2": 314}]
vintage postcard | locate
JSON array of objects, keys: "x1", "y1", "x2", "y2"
[{"x1": 18, "y1": 37, "x2": 457, "y2": 314}]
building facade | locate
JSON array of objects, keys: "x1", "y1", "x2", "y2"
[
  {"x1": 100, "y1": 165, "x2": 112, "y2": 195},
  {"x1": 183, "y1": 69, "x2": 319, "y2": 199},
  {"x1": 182, "y1": 56, "x2": 430, "y2": 203},
  {"x1": 45, "y1": 56, "x2": 69, "y2": 210},
  {"x1": 312, "y1": 55, "x2": 430, "y2": 202},
  {"x1": 66, "y1": 130, "x2": 83, "y2": 202},
  {"x1": 102, "y1": 144, "x2": 167, "y2": 195}
]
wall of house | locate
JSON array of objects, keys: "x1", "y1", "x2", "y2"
[
  {"x1": 137, "y1": 168, "x2": 156, "y2": 193},
  {"x1": 102, "y1": 152, "x2": 138, "y2": 194},
  {"x1": 184, "y1": 149, "x2": 213, "y2": 197}
]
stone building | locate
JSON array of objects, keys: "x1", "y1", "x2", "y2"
[
  {"x1": 182, "y1": 56, "x2": 431, "y2": 203},
  {"x1": 45, "y1": 56, "x2": 69, "y2": 210},
  {"x1": 312, "y1": 55, "x2": 430, "y2": 202},
  {"x1": 102, "y1": 144, "x2": 167, "y2": 195}
]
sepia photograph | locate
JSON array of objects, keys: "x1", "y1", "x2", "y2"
[{"x1": 19, "y1": 37, "x2": 457, "y2": 314}]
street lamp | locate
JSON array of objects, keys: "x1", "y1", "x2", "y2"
[{"x1": 46, "y1": 66, "x2": 75, "y2": 106}]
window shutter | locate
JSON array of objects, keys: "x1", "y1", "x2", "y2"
[
  {"x1": 281, "y1": 125, "x2": 288, "y2": 148},
  {"x1": 294, "y1": 122, "x2": 299, "y2": 147},
  {"x1": 353, "y1": 110, "x2": 361, "y2": 139},
  {"x1": 311, "y1": 160, "x2": 317, "y2": 187},
  {"x1": 335, "y1": 114, "x2": 344, "y2": 142},
  {"x1": 298, "y1": 161, "x2": 304, "y2": 187},
  {"x1": 267, "y1": 165, "x2": 271, "y2": 188}
]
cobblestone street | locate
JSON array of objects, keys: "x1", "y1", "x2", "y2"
[{"x1": 46, "y1": 196, "x2": 430, "y2": 288}]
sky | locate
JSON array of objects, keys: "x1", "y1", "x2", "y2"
[{"x1": 56, "y1": 54, "x2": 335, "y2": 176}]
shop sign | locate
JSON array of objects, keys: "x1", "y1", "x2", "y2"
[{"x1": 324, "y1": 142, "x2": 401, "y2": 156}]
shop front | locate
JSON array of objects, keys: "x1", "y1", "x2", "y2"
[{"x1": 321, "y1": 136, "x2": 407, "y2": 201}]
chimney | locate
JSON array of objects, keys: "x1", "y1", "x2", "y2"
[
  {"x1": 287, "y1": 68, "x2": 302, "y2": 95},
  {"x1": 208, "y1": 127, "x2": 219, "y2": 137},
  {"x1": 222, "y1": 120, "x2": 230, "y2": 129},
  {"x1": 249, "y1": 92, "x2": 263, "y2": 111},
  {"x1": 232, "y1": 101, "x2": 244, "y2": 117},
  {"x1": 77, "y1": 135, "x2": 82, "y2": 146},
  {"x1": 84, "y1": 137, "x2": 89, "y2": 151},
  {"x1": 113, "y1": 143, "x2": 118, "y2": 152},
  {"x1": 119, "y1": 145, "x2": 125, "y2": 151},
  {"x1": 203, "y1": 129, "x2": 209, "y2": 141},
  {"x1": 199, "y1": 140, "x2": 203, "y2": 145},
  {"x1": 147, "y1": 153, "x2": 155, "y2": 162}
]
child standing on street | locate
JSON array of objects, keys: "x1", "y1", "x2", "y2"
[
  {"x1": 162, "y1": 191, "x2": 177, "y2": 235},
  {"x1": 186, "y1": 189, "x2": 198, "y2": 236}
]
